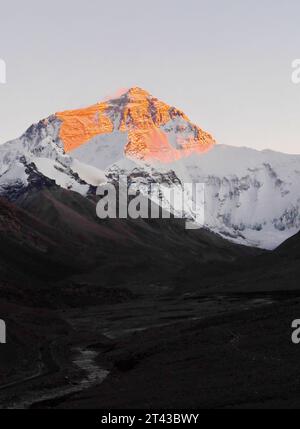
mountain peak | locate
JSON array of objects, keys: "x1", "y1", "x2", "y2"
[
  {"x1": 121, "y1": 86, "x2": 151, "y2": 99},
  {"x1": 56, "y1": 88, "x2": 216, "y2": 162},
  {"x1": 106, "y1": 87, "x2": 153, "y2": 100}
]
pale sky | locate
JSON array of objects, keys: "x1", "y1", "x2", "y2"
[{"x1": 0, "y1": 0, "x2": 300, "y2": 153}]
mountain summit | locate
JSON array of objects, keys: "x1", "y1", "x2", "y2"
[{"x1": 56, "y1": 87, "x2": 216, "y2": 162}]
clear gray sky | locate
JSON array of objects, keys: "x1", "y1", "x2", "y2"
[{"x1": 0, "y1": 0, "x2": 300, "y2": 153}]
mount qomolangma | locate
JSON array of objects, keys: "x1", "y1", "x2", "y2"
[{"x1": 0, "y1": 87, "x2": 299, "y2": 249}]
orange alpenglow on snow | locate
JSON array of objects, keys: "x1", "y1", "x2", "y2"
[
  {"x1": 56, "y1": 102, "x2": 114, "y2": 152},
  {"x1": 126, "y1": 128, "x2": 181, "y2": 163},
  {"x1": 56, "y1": 87, "x2": 216, "y2": 162}
]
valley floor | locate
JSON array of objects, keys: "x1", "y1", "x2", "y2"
[{"x1": 1, "y1": 290, "x2": 300, "y2": 409}]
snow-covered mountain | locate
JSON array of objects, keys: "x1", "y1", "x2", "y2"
[{"x1": 0, "y1": 87, "x2": 299, "y2": 250}]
